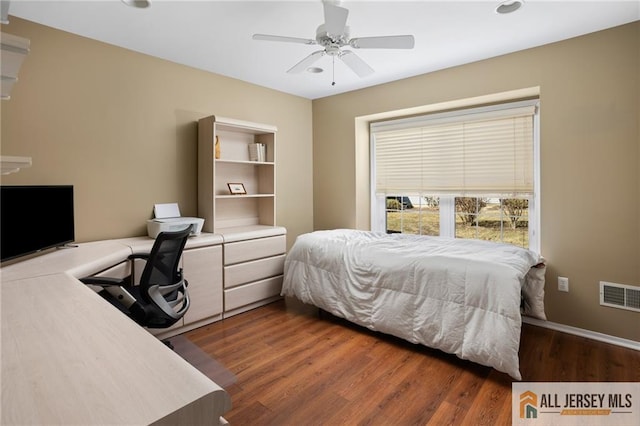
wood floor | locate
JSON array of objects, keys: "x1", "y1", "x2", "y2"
[{"x1": 184, "y1": 299, "x2": 640, "y2": 425}]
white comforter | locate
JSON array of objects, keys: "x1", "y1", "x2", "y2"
[{"x1": 281, "y1": 229, "x2": 546, "y2": 380}]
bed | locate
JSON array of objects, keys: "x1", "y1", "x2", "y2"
[{"x1": 281, "y1": 229, "x2": 546, "y2": 380}]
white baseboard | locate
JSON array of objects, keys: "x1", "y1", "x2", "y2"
[{"x1": 523, "y1": 317, "x2": 640, "y2": 352}]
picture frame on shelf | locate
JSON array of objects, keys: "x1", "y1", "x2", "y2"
[{"x1": 227, "y1": 183, "x2": 247, "y2": 195}]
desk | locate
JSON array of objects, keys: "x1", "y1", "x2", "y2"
[{"x1": 1, "y1": 234, "x2": 230, "y2": 425}]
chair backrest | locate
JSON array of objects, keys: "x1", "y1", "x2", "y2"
[{"x1": 139, "y1": 227, "x2": 191, "y2": 293}]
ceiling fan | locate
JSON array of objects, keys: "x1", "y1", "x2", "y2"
[{"x1": 252, "y1": 1, "x2": 415, "y2": 83}]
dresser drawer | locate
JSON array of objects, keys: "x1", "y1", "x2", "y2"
[
  {"x1": 224, "y1": 275, "x2": 283, "y2": 311},
  {"x1": 224, "y1": 254, "x2": 285, "y2": 289},
  {"x1": 224, "y1": 235, "x2": 286, "y2": 265}
]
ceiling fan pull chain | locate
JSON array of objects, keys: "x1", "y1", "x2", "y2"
[{"x1": 332, "y1": 56, "x2": 336, "y2": 86}]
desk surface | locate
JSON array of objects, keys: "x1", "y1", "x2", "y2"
[
  {"x1": 0, "y1": 233, "x2": 230, "y2": 425},
  {"x1": 1, "y1": 233, "x2": 223, "y2": 282}
]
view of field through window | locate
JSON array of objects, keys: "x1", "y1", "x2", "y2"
[{"x1": 386, "y1": 196, "x2": 529, "y2": 248}]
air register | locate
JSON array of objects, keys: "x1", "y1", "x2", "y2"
[{"x1": 147, "y1": 203, "x2": 204, "y2": 238}]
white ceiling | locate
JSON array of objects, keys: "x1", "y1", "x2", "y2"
[{"x1": 6, "y1": 0, "x2": 640, "y2": 99}]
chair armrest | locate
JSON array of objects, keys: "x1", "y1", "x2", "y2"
[
  {"x1": 79, "y1": 276, "x2": 124, "y2": 287},
  {"x1": 128, "y1": 253, "x2": 150, "y2": 261}
]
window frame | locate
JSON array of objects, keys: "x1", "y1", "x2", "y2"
[{"x1": 370, "y1": 100, "x2": 541, "y2": 253}]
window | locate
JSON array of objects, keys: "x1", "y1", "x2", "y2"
[{"x1": 371, "y1": 99, "x2": 540, "y2": 252}]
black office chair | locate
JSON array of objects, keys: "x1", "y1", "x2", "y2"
[{"x1": 81, "y1": 228, "x2": 191, "y2": 331}]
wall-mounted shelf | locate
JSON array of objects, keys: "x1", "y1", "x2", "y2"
[
  {"x1": 1, "y1": 32, "x2": 30, "y2": 100},
  {"x1": 1, "y1": 156, "x2": 32, "y2": 175}
]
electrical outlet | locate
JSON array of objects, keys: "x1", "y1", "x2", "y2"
[{"x1": 558, "y1": 276, "x2": 569, "y2": 292}]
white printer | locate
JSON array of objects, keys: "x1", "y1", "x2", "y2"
[{"x1": 146, "y1": 203, "x2": 204, "y2": 239}]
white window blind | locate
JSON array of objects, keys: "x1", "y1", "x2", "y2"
[{"x1": 372, "y1": 100, "x2": 537, "y2": 196}]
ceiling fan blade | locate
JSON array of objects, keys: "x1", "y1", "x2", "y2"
[
  {"x1": 339, "y1": 50, "x2": 374, "y2": 77},
  {"x1": 252, "y1": 34, "x2": 316, "y2": 45},
  {"x1": 349, "y1": 35, "x2": 415, "y2": 49},
  {"x1": 287, "y1": 50, "x2": 326, "y2": 74},
  {"x1": 323, "y1": 2, "x2": 349, "y2": 36}
]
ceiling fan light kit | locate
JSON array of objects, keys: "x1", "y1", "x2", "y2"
[
  {"x1": 121, "y1": 0, "x2": 151, "y2": 9},
  {"x1": 252, "y1": 1, "x2": 415, "y2": 84},
  {"x1": 496, "y1": 0, "x2": 524, "y2": 15}
]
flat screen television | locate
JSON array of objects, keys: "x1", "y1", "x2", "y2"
[{"x1": 1, "y1": 185, "x2": 75, "y2": 262}]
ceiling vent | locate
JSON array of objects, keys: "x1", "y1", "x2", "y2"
[{"x1": 600, "y1": 281, "x2": 640, "y2": 312}]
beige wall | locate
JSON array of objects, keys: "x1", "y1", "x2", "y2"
[
  {"x1": 313, "y1": 22, "x2": 640, "y2": 341},
  {"x1": 0, "y1": 18, "x2": 314, "y2": 249},
  {"x1": 2, "y1": 18, "x2": 638, "y2": 342}
]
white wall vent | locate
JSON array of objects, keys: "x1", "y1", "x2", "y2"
[{"x1": 599, "y1": 281, "x2": 640, "y2": 313}]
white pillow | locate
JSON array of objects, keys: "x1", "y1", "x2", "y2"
[{"x1": 522, "y1": 261, "x2": 547, "y2": 320}]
